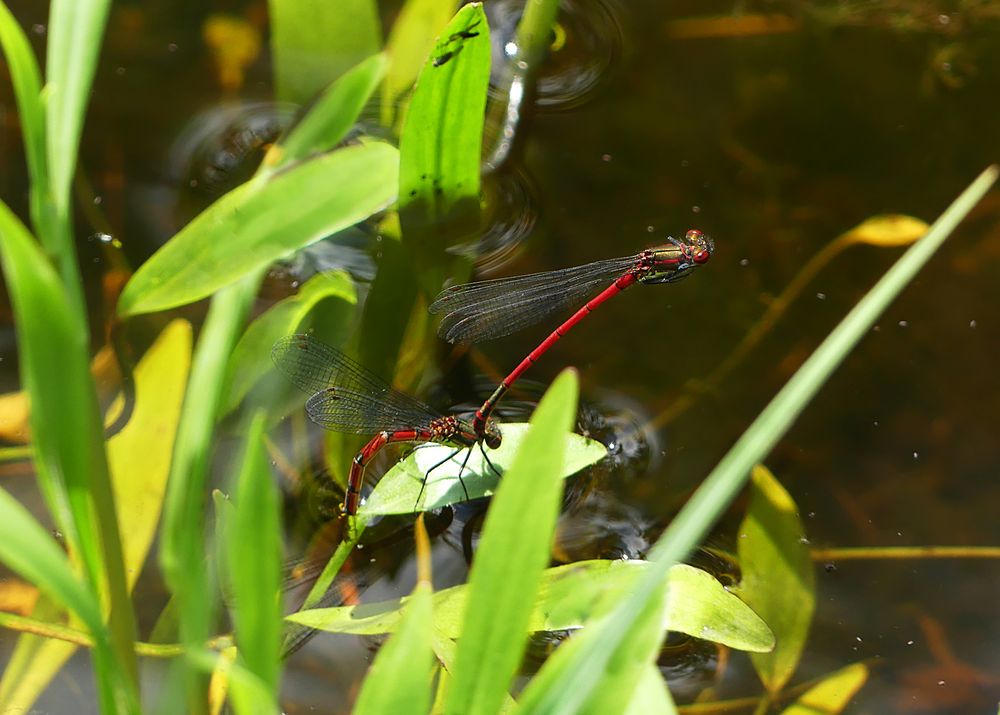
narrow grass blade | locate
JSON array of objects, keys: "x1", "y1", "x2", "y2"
[
  {"x1": 483, "y1": 0, "x2": 558, "y2": 170},
  {"x1": 45, "y1": 0, "x2": 110, "y2": 204},
  {"x1": 735, "y1": 466, "x2": 815, "y2": 693},
  {"x1": 118, "y1": 142, "x2": 398, "y2": 316},
  {"x1": 0, "y1": 201, "x2": 139, "y2": 709},
  {"x1": 269, "y1": 0, "x2": 381, "y2": 104},
  {"x1": 443, "y1": 369, "x2": 578, "y2": 715},
  {"x1": 227, "y1": 412, "x2": 283, "y2": 703},
  {"x1": 263, "y1": 53, "x2": 388, "y2": 174},
  {"x1": 515, "y1": 166, "x2": 998, "y2": 715},
  {"x1": 45, "y1": 0, "x2": 111, "y2": 270},
  {"x1": 0, "y1": 2, "x2": 51, "y2": 239},
  {"x1": 159, "y1": 274, "x2": 260, "y2": 710},
  {"x1": 352, "y1": 518, "x2": 435, "y2": 715}
]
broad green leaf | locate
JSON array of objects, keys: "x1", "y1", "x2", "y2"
[
  {"x1": 288, "y1": 561, "x2": 773, "y2": 654},
  {"x1": 353, "y1": 581, "x2": 434, "y2": 715},
  {"x1": 444, "y1": 370, "x2": 577, "y2": 715},
  {"x1": 223, "y1": 271, "x2": 356, "y2": 414},
  {"x1": 399, "y1": 2, "x2": 490, "y2": 253},
  {"x1": 735, "y1": 465, "x2": 815, "y2": 694},
  {"x1": 0, "y1": 3, "x2": 50, "y2": 239},
  {"x1": 779, "y1": 663, "x2": 868, "y2": 715},
  {"x1": 508, "y1": 167, "x2": 997, "y2": 715},
  {"x1": 381, "y1": 0, "x2": 457, "y2": 125},
  {"x1": 118, "y1": 142, "x2": 399, "y2": 316},
  {"x1": 45, "y1": 0, "x2": 110, "y2": 225},
  {"x1": 538, "y1": 562, "x2": 773, "y2": 652},
  {"x1": 264, "y1": 53, "x2": 388, "y2": 173},
  {"x1": 359, "y1": 423, "x2": 606, "y2": 516},
  {"x1": 269, "y1": 0, "x2": 381, "y2": 104},
  {"x1": 623, "y1": 666, "x2": 677, "y2": 715},
  {"x1": 0, "y1": 201, "x2": 138, "y2": 709},
  {"x1": 227, "y1": 412, "x2": 283, "y2": 702},
  {"x1": 359, "y1": 3, "x2": 488, "y2": 379}
]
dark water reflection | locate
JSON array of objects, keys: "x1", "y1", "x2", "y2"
[{"x1": 2, "y1": 0, "x2": 1000, "y2": 713}]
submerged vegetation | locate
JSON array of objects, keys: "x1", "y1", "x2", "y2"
[{"x1": 0, "y1": 1, "x2": 997, "y2": 713}]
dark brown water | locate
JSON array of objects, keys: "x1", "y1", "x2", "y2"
[{"x1": 2, "y1": 1, "x2": 999, "y2": 713}]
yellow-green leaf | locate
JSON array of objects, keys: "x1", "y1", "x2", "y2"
[
  {"x1": 779, "y1": 663, "x2": 868, "y2": 715},
  {"x1": 735, "y1": 465, "x2": 816, "y2": 694}
]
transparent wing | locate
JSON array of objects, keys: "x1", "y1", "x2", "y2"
[
  {"x1": 272, "y1": 334, "x2": 442, "y2": 433},
  {"x1": 429, "y1": 254, "x2": 638, "y2": 344},
  {"x1": 305, "y1": 387, "x2": 440, "y2": 434}
]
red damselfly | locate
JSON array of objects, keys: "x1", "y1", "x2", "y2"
[
  {"x1": 429, "y1": 229, "x2": 714, "y2": 440},
  {"x1": 272, "y1": 334, "x2": 502, "y2": 515}
]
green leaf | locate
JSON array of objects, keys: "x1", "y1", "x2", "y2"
[
  {"x1": 399, "y1": 2, "x2": 490, "y2": 251},
  {"x1": 575, "y1": 593, "x2": 670, "y2": 715},
  {"x1": 779, "y1": 663, "x2": 868, "y2": 715},
  {"x1": 159, "y1": 274, "x2": 260, "y2": 709},
  {"x1": 264, "y1": 53, "x2": 388, "y2": 173},
  {"x1": 269, "y1": 0, "x2": 381, "y2": 104},
  {"x1": 538, "y1": 562, "x2": 773, "y2": 652},
  {"x1": 444, "y1": 370, "x2": 577, "y2": 715},
  {"x1": 358, "y1": 2, "x2": 489, "y2": 380},
  {"x1": 223, "y1": 271, "x2": 356, "y2": 414},
  {"x1": 359, "y1": 423, "x2": 606, "y2": 516},
  {"x1": 45, "y1": 0, "x2": 111, "y2": 217},
  {"x1": 506, "y1": 166, "x2": 998, "y2": 715},
  {"x1": 227, "y1": 412, "x2": 283, "y2": 701},
  {"x1": 734, "y1": 465, "x2": 815, "y2": 694},
  {"x1": 381, "y1": 0, "x2": 458, "y2": 126},
  {"x1": 353, "y1": 582, "x2": 434, "y2": 715},
  {"x1": 0, "y1": 3, "x2": 50, "y2": 239},
  {"x1": 289, "y1": 561, "x2": 773, "y2": 654},
  {"x1": 623, "y1": 666, "x2": 677, "y2": 715},
  {"x1": 118, "y1": 141, "x2": 399, "y2": 316}
]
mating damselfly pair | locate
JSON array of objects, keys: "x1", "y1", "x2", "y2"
[{"x1": 272, "y1": 229, "x2": 714, "y2": 515}]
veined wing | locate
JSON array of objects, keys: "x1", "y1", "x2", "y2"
[{"x1": 429, "y1": 254, "x2": 638, "y2": 344}]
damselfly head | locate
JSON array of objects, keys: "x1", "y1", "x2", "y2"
[
  {"x1": 683, "y1": 229, "x2": 714, "y2": 265},
  {"x1": 641, "y1": 229, "x2": 714, "y2": 284},
  {"x1": 483, "y1": 420, "x2": 503, "y2": 450}
]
